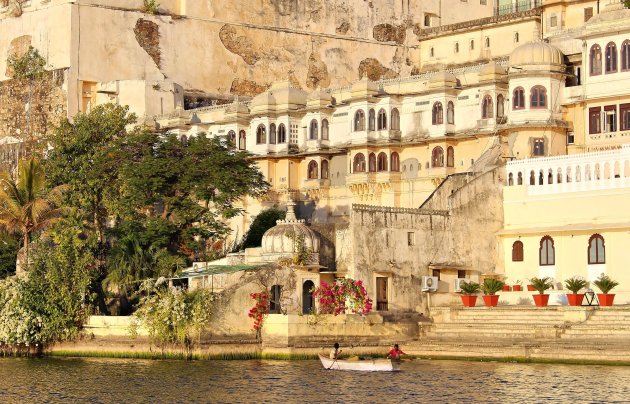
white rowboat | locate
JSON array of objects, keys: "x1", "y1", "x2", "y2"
[{"x1": 318, "y1": 354, "x2": 401, "y2": 372}]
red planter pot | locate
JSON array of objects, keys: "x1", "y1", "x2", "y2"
[
  {"x1": 533, "y1": 294, "x2": 550, "y2": 307},
  {"x1": 566, "y1": 293, "x2": 583, "y2": 306},
  {"x1": 460, "y1": 295, "x2": 478, "y2": 307},
  {"x1": 512, "y1": 285, "x2": 522, "y2": 292},
  {"x1": 598, "y1": 294, "x2": 615, "y2": 306},
  {"x1": 527, "y1": 285, "x2": 535, "y2": 291},
  {"x1": 482, "y1": 295, "x2": 500, "y2": 307},
  {"x1": 502, "y1": 285, "x2": 511, "y2": 292}
]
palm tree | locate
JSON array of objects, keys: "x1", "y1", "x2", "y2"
[{"x1": 0, "y1": 159, "x2": 67, "y2": 275}]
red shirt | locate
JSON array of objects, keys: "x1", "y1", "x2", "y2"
[{"x1": 388, "y1": 348, "x2": 405, "y2": 359}]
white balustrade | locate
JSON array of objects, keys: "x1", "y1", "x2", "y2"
[{"x1": 506, "y1": 145, "x2": 630, "y2": 195}]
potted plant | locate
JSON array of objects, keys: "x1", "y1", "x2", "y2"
[
  {"x1": 593, "y1": 274, "x2": 619, "y2": 306},
  {"x1": 502, "y1": 279, "x2": 511, "y2": 292},
  {"x1": 481, "y1": 278, "x2": 504, "y2": 307},
  {"x1": 513, "y1": 280, "x2": 523, "y2": 292},
  {"x1": 459, "y1": 281, "x2": 480, "y2": 307},
  {"x1": 530, "y1": 277, "x2": 554, "y2": 307},
  {"x1": 527, "y1": 283, "x2": 535, "y2": 291},
  {"x1": 564, "y1": 276, "x2": 587, "y2": 306}
]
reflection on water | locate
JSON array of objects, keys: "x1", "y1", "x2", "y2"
[{"x1": 0, "y1": 357, "x2": 629, "y2": 403}]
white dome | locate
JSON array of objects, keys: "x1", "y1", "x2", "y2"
[
  {"x1": 510, "y1": 41, "x2": 564, "y2": 70},
  {"x1": 261, "y1": 200, "x2": 320, "y2": 255}
]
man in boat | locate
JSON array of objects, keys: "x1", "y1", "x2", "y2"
[
  {"x1": 330, "y1": 342, "x2": 342, "y2": 359},
  {"x1": 387, "y1": 344, "x2": 406, "y2": 360}
]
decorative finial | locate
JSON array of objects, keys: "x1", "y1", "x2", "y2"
[{"x1": 285, "y1": 198, "x2": 297, "y2": 221}]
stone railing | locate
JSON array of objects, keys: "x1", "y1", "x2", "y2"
[
  {"x1": 505, "y1": 145, "x2": 630, "y2": 195},
  {"x1": 352, "y1": 204, "x2": 449, "y2": 216}
]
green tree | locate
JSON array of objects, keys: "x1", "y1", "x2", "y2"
[
  {"x1": 0, "y1": 219, "x2": 99, "y2": 353},
  {"x1": 0, "y1": 159, "x2": 67, "y2": 274},
  {"x1": 45, "y1": 104, "x2": 137, "y2": 244},
  {"x1": 242, "y1": 207, "x2": 286, "y2": 249},
  {"x1": 0, "y1": 234, "x2": 19, "y2": 279}
]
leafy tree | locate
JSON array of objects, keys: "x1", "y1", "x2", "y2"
[
  {"x1": 0, "y1": 159, "x2": 67, "y2": 273},
  {"x1": 7, "y1": 46, "x2": 45, "y2": 80},
  {"x1": 45, "y1": 104, "x2": 137, "y2": 244},
  {"x1": 0, "y1": 234, "x2": 19, "y2": 279},
  {"x1": 0, "y1": 219, "x2": 99, "y2": 353},
  {"x1": 242, "y1": 207, "x2": 286, "y2": 249}
]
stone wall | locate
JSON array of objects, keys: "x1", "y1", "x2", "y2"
[{"x1": 348, "y1": 168, "x2": 505, "y2": 312}]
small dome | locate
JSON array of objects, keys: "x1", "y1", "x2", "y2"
[
  {"x1": 250, "y1": 91, "x2": 276, "y2": 115},
  {"x1": 478, "y1": 61, "x2": 507, "y2": 82},
  {"x1": 261, "y1": 200, "x2": 320, "y2": 255},
  {"x1": 268, "y1": 80, "x2": 307, "y2": 110},
  {"x1": 510, "y1": 41, "x2": 564, "y2": 70},
  {"x1": 428, "y1": 71, "x2": 458, "y2": 88}
]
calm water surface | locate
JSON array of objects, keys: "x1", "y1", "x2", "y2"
[{"x1": 0, "y1": 357, "x2": 628, "y2": 403}]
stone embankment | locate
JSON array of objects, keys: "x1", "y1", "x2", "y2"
[{"x1": 49, "y1": 307, "x2": 630, "y2": 364}]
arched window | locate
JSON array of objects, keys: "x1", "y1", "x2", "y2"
[
  {"x1": 368, "y1": 153, "x2": 377, "y2": 172},
  {"x1": 446, "y1": 146, "x2": 454, "y2": 168},
  {"x1": 391, "y1": 108, "x2": 400, "y2": 130},
  {"x1": 368, "y1": 109, "x2": 376, "y2": 131},
  {"x1": 622, "y1": 40, "x2": 630, "y2": 71},
  {"x1": 307, "y1": 160, "x2": 319, "y2": 179},
  {"x1": 239, "y1": 130, "x2": 246, "y2": 150},
  {"x1": 353, "y1": 153, "x2": 366, "y2": 172},
  {"x1": 497, "y1": 94, "x2": 505, "y2": 118},
  {"x1": 321, "y1": 160, "x2": 329, "y2": 179},
  {"x1": 228, "y1": 130, "x2": 236, "y2": 147},
  {"x1": 377, "y1": 109, "x2": 387, "y2": 130},
  {"x1": 256, "y1": 124, "x2": 266, "y2": 144},
  {"x1": 277, "y1": 124, "x2": 286, "y2": 143},
  {"x1": 530, "y1": 170, "x2": 535, "y2": 185},
  {"x1": 517, "y1": 172, "x2": 523, "y2": 185},
  {"x1": 321, "y1": 119, "x2": 329, "y2": 140},
  {"x1": 269, "y1": 124, "x2": 277, "y2": 144},
  {"x1": 455, "y1": 42, "x2": 459, "y2": 53},
  {"x1": 470, "y1": 39, "x2": 475, "y2": 50},
  {"x1": 482, "y1": 95, "x2": 493, "y2": 118},
  {"x1": 269, "y1": 285, "x2": 282, "y2": 314},
  {"x1": 512, "y1": 241, "x2": 524, "y2": 262},
  {"x1": 377, "y1": 152, "x2": 388, "y2": 171},
  {"x1": 590, "y1": 44, "x2": 602, "y2": 76},
  {"x1": 432, "y1": 146, "x2": 444, "y2": 167},
  {"x1": 514, "y1": 32, "x2": 520, "y2": 43},
  {"x1": 605, "y1": 42, "x2": 617, "y2": 73},
  {"x1": 512, "y1": 87, "x2": 525, "y2": 110},
  {"x1": 539, "y1": 236, "x2": 555, "y2": 266},
  {"x1": 302, "y1": 280, "x2": 315, "y2": 314},
  {"x1": 484, "y1": 37, "x2": 490, "y2": 48},
  {"x1": 447, "y1": 101, "x2": 455, "y2": 124},
  {"x1": 432, "y1": 102, "x2": 443, "y2": 125},
  {"x1": 588, "y1": 234, "x2": 605, "y2": 264},
  {"x1": 530, "y1": 86, "x2": 547, "y2": 108},
  {"x1": 355, "y1": 110, "x2": 366, "y2": 131},
  {"x1": 309, "y1": 119, "x2": 318, "y2": 140},
  {"x1": 390, "y1": 152, "x2": 400, "y2": 172}
]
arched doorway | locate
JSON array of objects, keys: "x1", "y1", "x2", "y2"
[{"x1": 302, "y1": 280, "x2": 315, "y2": 314}]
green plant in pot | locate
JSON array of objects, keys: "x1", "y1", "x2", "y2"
[
  {"x1": 593, "y1": 274, "x2": 619, "y2": 306},
  {"x1": 480, "y1": 278, "x2": 504, "y2": 307},
  {"x1": 459, "y1": 281, "x2": 480, "y2": 307},
  {"x1": 564, "y1": 276, "x2": 587, "y2": 306},
  {"x1": 530, "y1": 277, "x2": 554, "y2": 306},
  {"x1": 513, "y1": 279, "x2": 523, "y2": 292}
]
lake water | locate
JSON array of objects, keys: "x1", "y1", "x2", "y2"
[{"x1": 0, "y1": 357, "x2": 629, "y2": 403}]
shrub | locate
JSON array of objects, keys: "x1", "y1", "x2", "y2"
[
  {"x1": 564, "y1": 276, "x2": 587, "y2": 294},
  {"x1": 480, "y1": 278, "x2": 504, "y2": 296},
  {"x1": 142, "y1": 0, "x2": 160, "y2": 14},
  {"x1": 459, "y1": 281, "x2": 480, "y2": 295},
  {"x1": 530, "y1": 277, "x2": 554, "y2": 294},
  {"x1": 311, "y1": 278, "x2": 373, "y2": 316},
  {"x1": 593, "y1": 274, "x2": 619, "y2": 294}
]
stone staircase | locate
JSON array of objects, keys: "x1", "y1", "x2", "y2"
[
  {"x1": 407, "y1": 306, "x2": 630, "y2": 362},
  {"x1": 421, "y1": 306, "x2": 570, "y2": 341},
  {"x1": 561, "y1": 308, "x2": 630, "y2": 341}
]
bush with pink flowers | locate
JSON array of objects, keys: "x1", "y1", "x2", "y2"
[{"x1": 311, "y1": 278, "x2": 373, "y2": 316}]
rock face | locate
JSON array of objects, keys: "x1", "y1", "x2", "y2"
[
  {"x1": 373, "y1": 23, "x2": 406, "y2": 44},
  {"x1": 358, "y1": 58, "x2": 398, "y2": 81}
]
